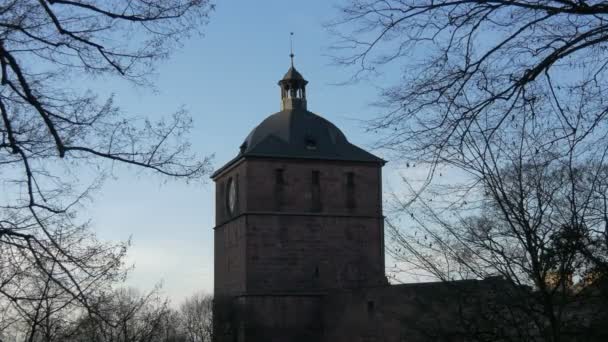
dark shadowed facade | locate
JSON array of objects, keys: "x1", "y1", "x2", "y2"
[
  {"x1": 211, "y1": 64, "x2": 516, "y2": 342},
  {"x1": 212, "y1": 63, "x2": 390, "y2": 341}
]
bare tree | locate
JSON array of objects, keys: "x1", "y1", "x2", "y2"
[
  {"x1": 67, "y1": 287, "x2": 180, "y2": 342},
  {"x1": 179, "y1": 293, "x2": 213, "y2": 342},
  {"x1": 12, "y1": 259, "x2": 78, "y2": 342},
  {"x1": 378, "y1": 94, "x2": 608, "y2": 340},
  {"x1": 331, "y1": 1, "x2": 608, "y2": 161},
  {"x1": 0, "y1": 0, "x2": 214, "y2": 333},
  {"x1": 330, "y1": 0, "x2": 608, "y2": 199},
  {"x1": 331, "y1": 2, "x2": 608, "y2": 341},
  {"x1": 387, "y1": 159, "x2": 608, "y2": 341},
  {"x1": 3, "y1": 283, "x2": 194, "y2": 342}
]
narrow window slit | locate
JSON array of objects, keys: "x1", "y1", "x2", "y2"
[
  {"x1": 311, "y1": 170, "x2": 321, "y2": 212},
  {"x1": 346, "y1": 172, "x2": 356, "y2": 209}
]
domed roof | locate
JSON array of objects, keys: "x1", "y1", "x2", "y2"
[
  {"x1": 211, "y1": 108, "x2": 384, "y2": 176},
  {"x1": 211, "y1": 65, "x2": 385, "y2": 178}
]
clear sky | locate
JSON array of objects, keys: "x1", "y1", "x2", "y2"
[{"x1": 84, "y1": 0, "x2": 407, "y2": 305}]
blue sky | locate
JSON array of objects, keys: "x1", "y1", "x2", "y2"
[{"x1": 84, "y1": 0, "x2": 408, "y2": 304}]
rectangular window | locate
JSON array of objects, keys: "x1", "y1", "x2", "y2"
[
  {"x1": 311, "y1": 170, "x2": 321, "y2": 212},
  {"x1": 275, "y1": 168, "x2": 285, "y2": 211},
  {"x1": 275, "y1": 168, "x2": 285, "y2": 185},
  {"x1": 346, "y1": 172, "x2": 356, "y2": 209},
  {"x1": 367, "y1": 300, "x2": 375, "y2": 315},
  {"x1": 347, "y1": 172, "x2": 355, "y2": 186},
  {"x1": 312, "y1": 170, "x2": 320, "y2": 185}
]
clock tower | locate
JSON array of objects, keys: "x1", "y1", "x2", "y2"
[{"x1": 212, "y1": 62, "x2": 386, "y2": 341}]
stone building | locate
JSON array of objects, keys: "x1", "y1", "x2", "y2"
[
  {"x1": 212, "y1": 61, "x2": 388, "y2": 341},
  {"x1": 211, "y1": 62, "x2": 533, "y2": 342}
]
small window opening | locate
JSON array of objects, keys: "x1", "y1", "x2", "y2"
[
  {"x1": 367, "y1": 301, "x2": 375, "y2": 315},
  {"x1": 275, "y1": 169, "x2": 285, "y2": 211},
  {"x1": 312, "y1": 170, "x2": 320, "y2": 185},
  {"x1": 346, "y1": 172, "x2": 356, "y2": 209},
  {"x1": 305, "y1": 136, "x2": 317, "y2": 150},
  {"x1": 347, "y1": 172, "x2": 355, "y2": 186},
  {"x1": 275, "y1": 169, "x2": 285, "y2": 185},
  {"x1": 311, "y1": 170, "x2": 321, "y2": 212},
  {"x1": 314, "y1": 266, "x2": 319, "y2": 278}
]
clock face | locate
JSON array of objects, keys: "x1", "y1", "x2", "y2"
[{"x1": 227, "y1": 178, "x2": 237, "y2": 215}]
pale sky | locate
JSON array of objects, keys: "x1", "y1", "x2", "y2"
[{"x1": 83, "y1": 0, "x2": 412, "y2": 305}]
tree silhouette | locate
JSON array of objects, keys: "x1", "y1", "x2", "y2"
[
  {"x1": 332, "y1": 1, "x2": 608, "y2": 340},
  {"x1": 0, "y1": 0, "x2": 214, "y2": 333}
]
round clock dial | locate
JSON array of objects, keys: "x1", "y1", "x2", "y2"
[{"x1": 227, "y1": 178, "x2": 237, "y2": 215}]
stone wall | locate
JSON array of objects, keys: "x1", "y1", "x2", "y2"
[
  {"x1": 213, "y1": 157, "x2": 388, "y2": 341},
  {"x1": 243, "y1": 158, "x2": 382, "y2": 216},
  {"x1": 237, "y1": 295, "x2": 323, "y2": 342},
  {"x1": 214, "y1": 157, "x2": 386, "y2": 294},
  {"x1": 321, "y1": 279, "x2": 514, "y2": 342},
  {"x1": 245, "y1": 214, "x2": 385, "y2": 292},
  {"x1": 214, "y1": 216, "x2": 247, "y2": 295}
]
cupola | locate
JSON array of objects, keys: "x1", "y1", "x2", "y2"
[{"x1": 278, "y1": 53, "x2": 308, "y2": 110}]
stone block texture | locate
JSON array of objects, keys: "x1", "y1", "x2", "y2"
[
  {"x1": 213, "y1": 157, "x2": 387, "y2": 341},
  {"x1": 214, "y1": 158, "x2": 386, "y2": 296}
]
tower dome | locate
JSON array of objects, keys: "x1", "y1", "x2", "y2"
[
  {"x1": 212, "y1": 63, "x2": 384, "y2": 178},
  {"x1": 239, "y1": 108, "x2": 383, "y2": 163}
]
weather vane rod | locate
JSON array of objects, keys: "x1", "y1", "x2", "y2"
[{"x1": 290, "y1": 32, "x2": 295, "y2": 67}]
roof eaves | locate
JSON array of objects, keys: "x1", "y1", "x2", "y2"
[{"x1": 210, "y1": 154, "x2": 245, "y2": 180}]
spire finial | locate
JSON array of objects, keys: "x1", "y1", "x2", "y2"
[{"x1": 289, "y1": 32, "x2": 295, "y2": 67}]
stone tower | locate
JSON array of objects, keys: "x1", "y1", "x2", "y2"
[{"x1": 212, "y1": 62, "x2": 386, "y2": 342}]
